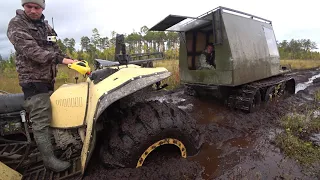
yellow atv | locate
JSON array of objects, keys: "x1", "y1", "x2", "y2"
[{"x1": 0, "y1": 34, "x2": 202, "y2": 179}]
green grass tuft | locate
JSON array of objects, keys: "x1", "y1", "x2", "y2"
[
  {"x1": 315, "y1": 90, "x2": 320, "y2": 102},
  {"x1": 275, "y1": 111, "x2": 320, "y2": 165}
]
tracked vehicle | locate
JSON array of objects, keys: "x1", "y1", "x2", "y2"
[
  {"x1": 0, "y1": 35, "x2": 202, "y2": 179},
  {"x1": 149, "y1": 6, "x2": 296, "y2": 112}
]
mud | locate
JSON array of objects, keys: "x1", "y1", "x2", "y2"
[{"x1": 81, "y1": 68, "x2": 320, "y2": 180}]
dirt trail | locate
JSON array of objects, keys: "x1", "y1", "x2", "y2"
[{"x1": 82, "y1": 68, "x2": 320, "y2": 180}]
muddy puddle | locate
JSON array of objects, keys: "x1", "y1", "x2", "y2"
[
  {"x1": 170, "y1": 68, "x2": 320, "y2": 179},
  {"x1": 188, "y1": 143, "x2": 221, "y2": 179},
  {"x1": 81, "y1": 68, "x2": 320, "y2": 180},
  {"x1": 295, "y1": 72, "x2": 320, "y2": 93},
  {"x1": 187, "y1": 98, "x2": 227, "y2": 124},
  {"x1": 188, "y1": 137, "x2": 254, "y2": 179},
  {"x1": 184, "y1": 96, "x2": 257, "y2": 179}
]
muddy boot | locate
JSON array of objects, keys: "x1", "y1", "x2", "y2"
[{"x1": 24, "y1": 93, "x2": 71, "y2": 172}]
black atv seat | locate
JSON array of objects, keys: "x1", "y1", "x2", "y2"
[{"x1": 0, "y1": 93, "x2": 25, "y2": 114}]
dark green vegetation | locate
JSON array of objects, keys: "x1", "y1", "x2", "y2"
[
  {"x1": 278, "y1": 39, "x2": 320, "y2": 60},
  {"x1": 275, "y1": 102, "x2": 320, "y2": 165},
  {"x1": 56, "y1": 27, "x2": 180, "y2": 64},
  {"x1": 315, "y1": 90, "x2": 320, "y2": 101},
  {"x1": 1, "y1": 25, "x2": 319, "y2": 65}
]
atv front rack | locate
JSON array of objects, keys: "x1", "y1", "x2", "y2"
[
  {"x1": 94, "y1": 52, "x2": 164, "y2": 70},
  {"x1": 94, "y1": 33, "x2": 165, "y2": 70}
]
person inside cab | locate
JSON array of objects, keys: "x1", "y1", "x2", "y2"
[{"x1": 198, "y1": 43, "x2": 216, "y2": 70}]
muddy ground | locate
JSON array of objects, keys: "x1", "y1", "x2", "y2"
[{"x1": 81, "y1": 68, "x2": 320, "y2": 180}]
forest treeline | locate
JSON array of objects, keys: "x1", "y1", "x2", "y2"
[
  {"x1": 56, "y1": 26, "x2": 180, "y2": 63},
  {"x1": 1, "y1": 26, "x2": 319, "y2": 69}
]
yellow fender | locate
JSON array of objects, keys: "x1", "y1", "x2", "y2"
[
  {"x1": 0, "y1": 161, "x2": 22, "y2": 180},
  {"x1": 80, "y1": 65, "x2": 171, "y2": 174}
]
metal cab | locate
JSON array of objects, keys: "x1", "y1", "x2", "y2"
[{"x1": 150, "y1": 6, "x2": 287, "y2": 87}]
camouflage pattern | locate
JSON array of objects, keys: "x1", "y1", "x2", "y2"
[
  {"x1": 197, "y1": 50, "x2": 215, "y2": 70},
  {"x1": 7, "y1": 9, "x2": 65, "y2": 84}
]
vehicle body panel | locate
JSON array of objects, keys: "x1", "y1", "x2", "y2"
[
  {"x1": 0, "y1": 161, "x2": 22, "y2": 180},
  {"x1": 223, "y1": 12, "x2": 280, "y2": 85},
  {"x1": 80, "y1": 64, "x2": 171, "y2": 173},
  {"x1": 151, "y1": 6, "x2": 282, "y2": 87},
  {"x1": 50, "y1": 82, "x2": 89, "y2": 128}
]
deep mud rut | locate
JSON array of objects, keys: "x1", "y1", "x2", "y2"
[{"x1": 81, "y1": 68, "x2": 320, "y2": 180}]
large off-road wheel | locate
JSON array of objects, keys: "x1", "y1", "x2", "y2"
[{"x1": 100, "y1": 101, "x2": 202, "y2": 168}]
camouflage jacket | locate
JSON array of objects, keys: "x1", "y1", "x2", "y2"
[
  {"x1": 7, "y1": 9, "x2": 65, "y2": 84},
  {"x1": 197, "y1": 50, "x2": 216, "y2": 70}
]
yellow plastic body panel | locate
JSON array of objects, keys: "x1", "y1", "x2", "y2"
[
  {"x1": 50, "y1": 82, "x2": 88, "y2": 128},
  {"x1": 0, "y1": 161, "x2": 22, "y2": 180},
  {"x1": 81, "y1": 65, "x2": 169, "y2": 173}
]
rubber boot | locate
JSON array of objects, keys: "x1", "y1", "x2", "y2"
[{"x1": 24, "y1": 93, "x2": 71, "y2": 172}]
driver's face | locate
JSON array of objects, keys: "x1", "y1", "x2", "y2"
[
  {"x1": 207, "y1": 45, "x2": 213, "y2": 53},
  {"x1": 23, "y1": 3, "x2": 43, "y2": 20}
]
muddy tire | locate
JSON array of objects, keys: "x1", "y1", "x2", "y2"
[
  {"x1": 247, "y1": 90, "x2": 262, "y2": 113},
  {"x1": 184, "y1": 85, "x2": 198, "y2": 96},
  {"x1": 100, "y1": 101, "x2": 202, "y2": 168},
  {"x1": 263, "y1": 86, "x2": 275, "y2": 102}
]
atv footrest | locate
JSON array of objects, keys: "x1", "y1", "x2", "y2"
[{"x1": 22, "y1": 156, "x2": 81, "y2": 180}]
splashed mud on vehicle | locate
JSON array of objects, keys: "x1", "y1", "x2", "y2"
[{"x1": 76, "y1": 68, "x2": 320, "y2": 180}]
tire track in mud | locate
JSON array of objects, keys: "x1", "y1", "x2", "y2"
[
  {"x1": 195, "y1": 68, "x2": 320, "y2": 179},
  {"x1": 81, "y1": 68, "x2": 320, "y2": 180}
]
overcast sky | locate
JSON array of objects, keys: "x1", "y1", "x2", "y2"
[{"x1": 0, "y1": 0, "x2": 318, "y2": 58}]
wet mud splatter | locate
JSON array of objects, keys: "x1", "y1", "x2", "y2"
[{"x1": 81, "y1": 68, "x2": 320, "y2": 180}]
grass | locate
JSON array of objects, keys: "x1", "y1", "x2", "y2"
[
  {"x1": 0, "y1": 67, "x2": 20, "y2": 93},
  {"x1": 1, "y1": 59, "x2": 319, "y2": 93},
  {"x1": 315, "y1": 90, "x2": 320, "y2": 102},
  {"x1": 280, "y1": 59, "x2": 320, "y2": 70},
  {"x1": 275, "y1": 110, "x2": 320, "y2": 165},
  {"x1": 0, "y1": 65, "x2": 88, "y2": 93},
  {"x1": 0, "y1": 59, "x2": 179, "y2": 93},
  {"x1": 153, "y1": 59, "x2": 180, "y2": 90}
]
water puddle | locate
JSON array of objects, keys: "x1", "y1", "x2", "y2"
[
  {"x1": 189, "y1": 98, "x2": 227, "y2": 124},
  {"x1": 226, "y1": 137, "x2": 252, "y2": 149},
  {"x1": 188, "y1": 143, "x2": 222, "y2": 179},
  {"x1": 295, "y1": 73, "x2": 320, "y2": 93},
  {"x1": 188, "y1": 136, "x2": 254, "y2": 179}
]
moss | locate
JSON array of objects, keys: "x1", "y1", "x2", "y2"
[
  {"x1": 315, "y1": 90, "x2": 320, "y2": 102},
  {"x1": 276, "y1": 111, "x2": 320, "y2": 165},
  {"x1": 276, "y1": 132, "x2": 320, "y2": 164}
]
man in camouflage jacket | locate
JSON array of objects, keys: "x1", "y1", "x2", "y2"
[
  {"x1": 7, "y1": 0, "x2": 77, "y2": 172},
  {"x1": 198, "y1": 43, "x2": 216, "y2": 70}
]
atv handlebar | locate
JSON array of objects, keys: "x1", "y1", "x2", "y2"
[{"x1": 68, "y1": 60, "x2": 91, "y2": 76}]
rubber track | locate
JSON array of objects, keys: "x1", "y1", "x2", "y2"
[{"x1": 227, "y1": 75, "x2": 295, "y2": 111}]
